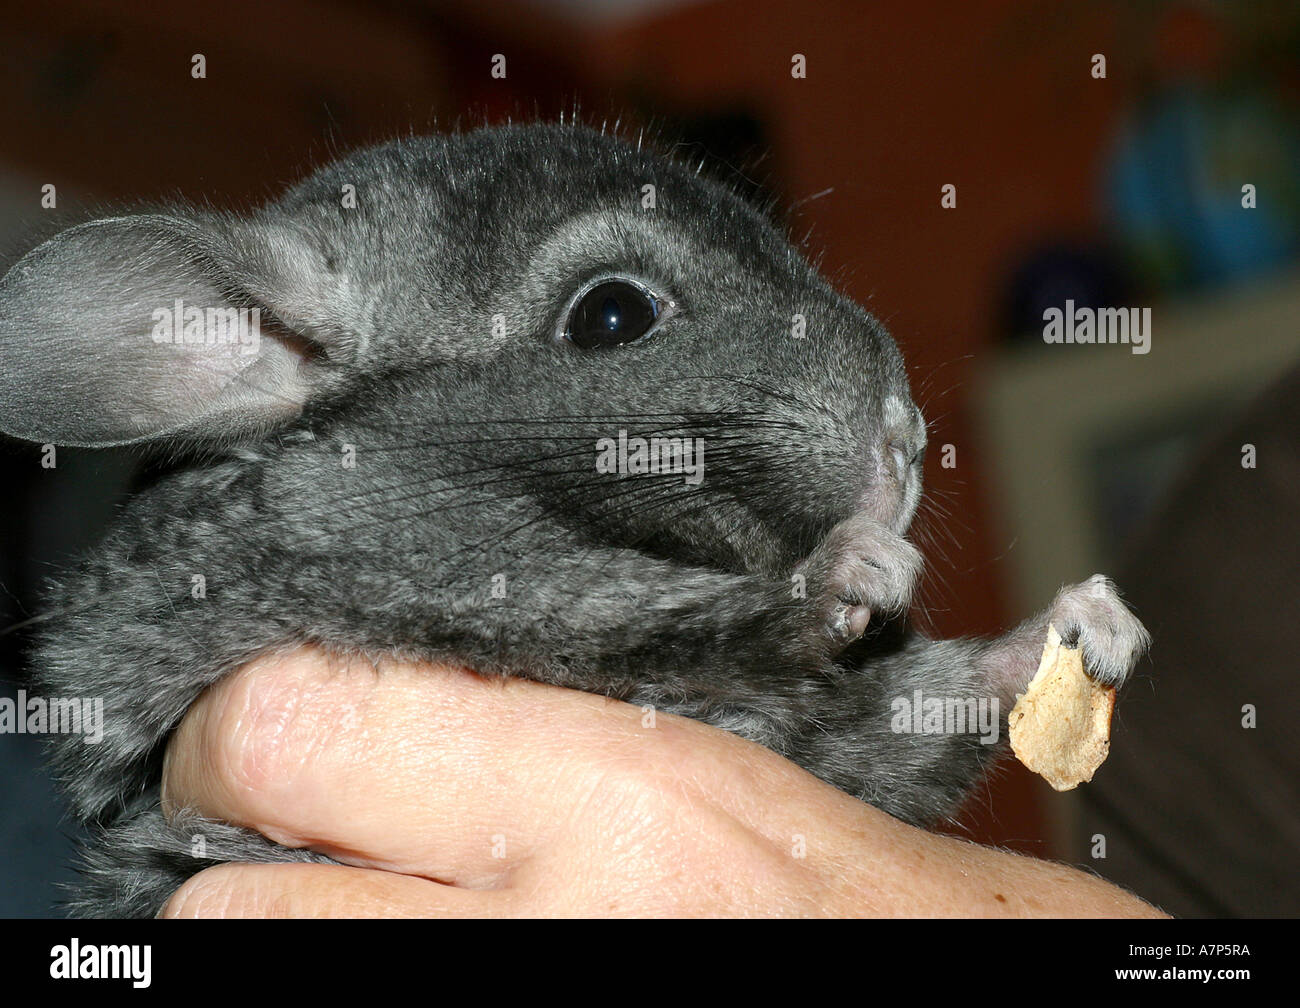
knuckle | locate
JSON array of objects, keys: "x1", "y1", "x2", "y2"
[{"x1": 210, "y1": 652, "x2": 337, "y2": 804}]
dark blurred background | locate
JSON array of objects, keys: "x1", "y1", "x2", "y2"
[{"x1": 1, "y1": 0, "x2": 1297, "y2": 917}]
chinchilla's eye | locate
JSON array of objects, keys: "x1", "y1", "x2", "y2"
[{"x1": 562, "y1": 278, "x2": 671, "y2": 349}]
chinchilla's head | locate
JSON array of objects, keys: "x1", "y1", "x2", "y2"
[{"x1": 0, "y1": 121, "x2": 925, "y2": 573}]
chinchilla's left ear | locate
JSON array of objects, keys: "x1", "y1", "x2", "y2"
[{"x1": 0, "y1": 212, "x2": 371, "y2": 448}]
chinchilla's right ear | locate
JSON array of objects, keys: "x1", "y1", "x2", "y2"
[{"x1": 0, "y1": 212, "x2": 371, "y2": 448}]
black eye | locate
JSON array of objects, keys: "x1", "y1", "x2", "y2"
[{"x1": 564, "y1": 279, "x2": 664, "y2": 350}]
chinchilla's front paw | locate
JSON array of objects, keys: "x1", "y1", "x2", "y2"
[
  {"x1": 1046, "y1": 574, "x2": 1151, "y2": 688},
  {"x1": 798, "y1": 512, "x2": 922, "y2": 652}
]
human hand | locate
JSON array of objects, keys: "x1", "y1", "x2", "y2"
[{"x1": 160, "y1": 647, "x2": 1166, "y2": 918}]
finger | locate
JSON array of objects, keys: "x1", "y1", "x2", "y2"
[
  {"x1": 160, "y1": 861, "x2": 519, "y2": 919},
  {"x1": 161, "y1": 646, "x2": 705, "y2": 884}
]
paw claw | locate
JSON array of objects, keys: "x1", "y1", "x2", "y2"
[
  {"x1": 827, "y1": 601, "x2": 872, "y2": 645},
  {"x1": 1048, "y1": 576, "x2": 1150, "y2": 688}
]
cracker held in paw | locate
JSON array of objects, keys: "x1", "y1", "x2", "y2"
[{"x1": 1008, "y1": 623, "x2": 1116, "y2": 791}]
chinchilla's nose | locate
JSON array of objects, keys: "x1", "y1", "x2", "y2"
[
  {"x1": 885, "y1": 438, "x2": 921, "y2": 482},
  {"x1": 880, "y1": 397, "x2": 926, "y2": 483}
]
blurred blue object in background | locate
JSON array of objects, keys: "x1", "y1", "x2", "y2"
[{"x1": 1107, "y1": 85, "x2": 1300, "y2": 293}]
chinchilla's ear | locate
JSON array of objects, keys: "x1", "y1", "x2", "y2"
[{"x1": 0, "y1": 213, "x2": 366, "y2": 448}]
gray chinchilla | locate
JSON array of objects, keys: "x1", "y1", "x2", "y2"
[{"x1": 0, "y1": 122, "x2": 1149, "y2": 917}]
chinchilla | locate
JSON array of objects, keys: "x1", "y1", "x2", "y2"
[{"x1": 0, "y1": 121, "x2": 1149, "y2": 917}]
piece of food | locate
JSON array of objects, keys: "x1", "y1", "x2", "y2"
[{"x1": 1008, "y1": 623, "x2": 1116, "y2": 790}]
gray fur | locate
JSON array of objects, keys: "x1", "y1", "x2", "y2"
[{"x1": 0, "y1": 122, "x2": 1149, "y2": 917}]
